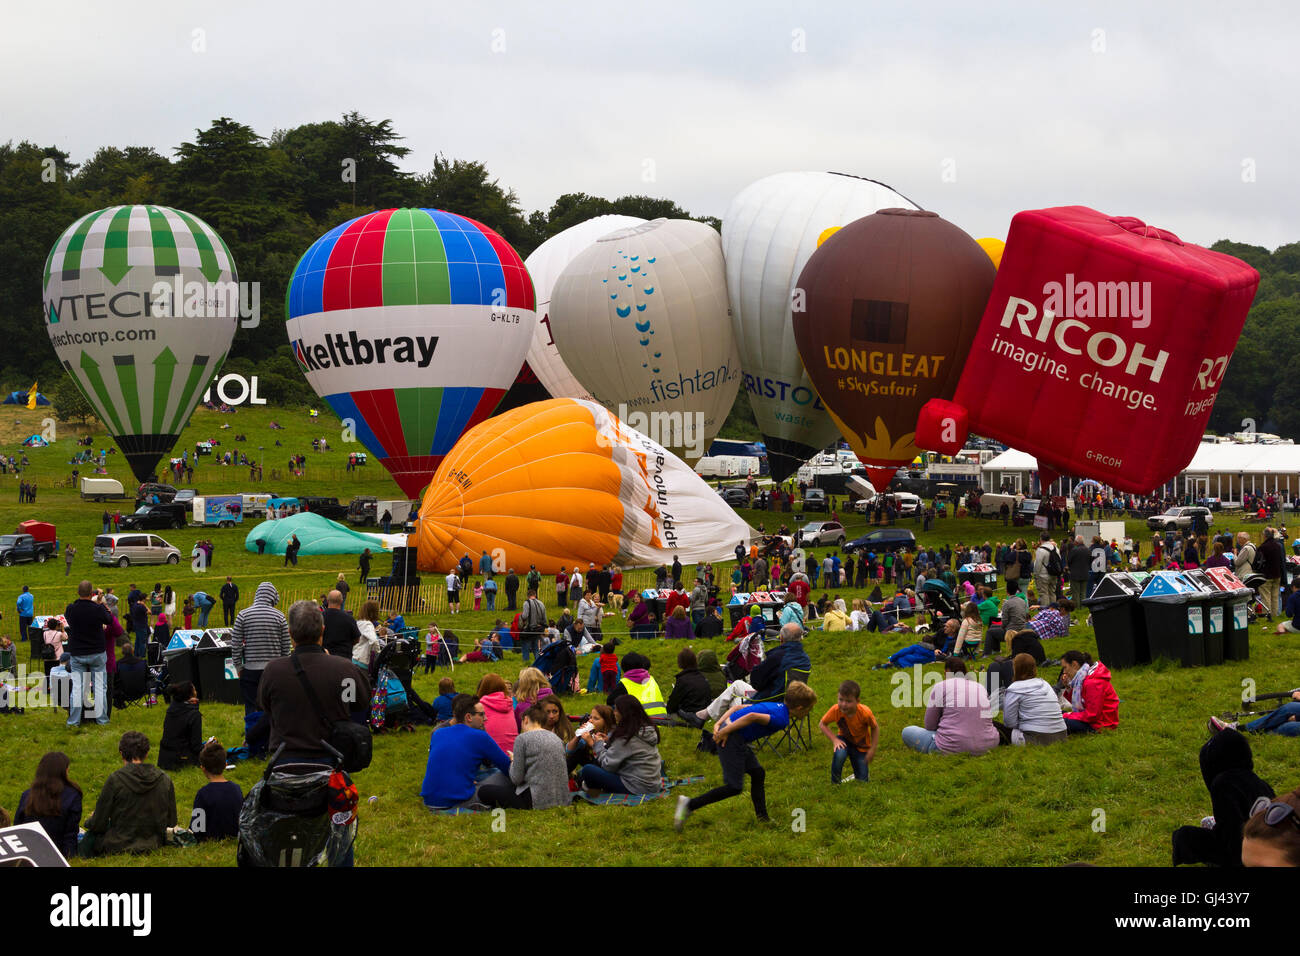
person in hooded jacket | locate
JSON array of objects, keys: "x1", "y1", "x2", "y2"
[
  {"x1": 158, "y1": 681, "x2": 203, "y2": 770},
  {"x1": 749, "y1": 623, "x2": 811, "y2": 701},
  {"x1": 1172, "y1": 728, "x2": 1275, "y2": 867},
  {"x1": 476, "y1": 673, "x2": 518, "y2": 754},
  {"x1": 1058, "y1": 650, "x2": 1119, "y2": 734},
  {"x1": 577, "y1": 696, "x2": 665, "y2": 794},
  {"x1": 229, "y1": 581, "x2": 291, "y2": 715},
  {"x1": 82, "y1": 731, "x2": 176, "y2": 857},
  {"x1": 820, "y1": 599, "x2": 850, "y2": 631},
  {"x1": 697, "y1": 648, "x2": 727, "y2": 699}
]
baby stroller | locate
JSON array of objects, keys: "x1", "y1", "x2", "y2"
[
  {"x1": 1240, "y1": 572, "x2": 1271, "y2": 622},
  {"x1": 534, "y1": 639, "x2": 577, "y2": 695},
  {"x1": 918, "y1": 579, "x2": 961, "y2": 632},
  {"x1": 237, "y1": 742, "x2": 357, "y2": 867}
]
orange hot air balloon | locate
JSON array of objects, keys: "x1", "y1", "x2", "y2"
[
  {"x1": 411, "y1": 398, "x2": 753, "y2": 573},
  {"x1": 791, "y1": 208, "x2": 996, "y2": 490}
]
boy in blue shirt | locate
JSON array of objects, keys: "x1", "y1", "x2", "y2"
[
  {"x1": 432, "y1": 677, "x2": 457, "y2": 722},
  {"x1": 675, "y1": 681, "x2": 816, "y2": 830},
  {"x1": 421, "y1": 694, "x2": 510, "y2": 809}
]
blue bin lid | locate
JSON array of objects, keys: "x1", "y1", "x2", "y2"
[{"x1": 1139, "y1": 570, "x2": 1200, "y2": 603}]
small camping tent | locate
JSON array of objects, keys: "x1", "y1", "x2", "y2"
[
  {"x1": 4, "y1": 391, "x2": 49, "y2": 405},
  {"x1": 21, "y1": 434, "x2": 49, "y2": 447}
]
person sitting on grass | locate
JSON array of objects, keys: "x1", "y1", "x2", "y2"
[
  {"x1": 82, "y1": 731, "x2": 177, "y2": 857},
  {"x1": 675, "y1": 680, "x2": 817, "y2": 831},
  {"x1": 577, "y1": 696, "x2": 665, "y2": 795},
  {"x1": 1272, "y1": 579, "x2": 1300, "y2": 635},
  {"x1": 819, "y1": 680, "x2": 878, "y2": 784},
  {"x1": 14, "y1": 752, "x2": 82, "y2": 859},
  {"x1": 1241, "y1": 786, "x2": 1300, "y2": 867},
  {"x1": 432, "y1": 677, "x2": 457, "y2": 723},
  {"x1": 667, "y1": 646, "x2": 715, "y2": 728},
  {"x1": 1172, "y1": 728, "x2": 1274, "y2": 868},
  {"x1": 540, "y1": 695, "x2": 575, "y2": 746},
  {"x1": 820, "y1": 598, "x2": 850, "y2": 631},
  {"x1": 190, "y1": 740, "x2": 243, "y2": 842},
  {"x1": 1058, "y1": 650, "x2": 1119, "y2": 734},
  {"x1": 420, "y1": 694, "x2": 511, "y2": 811},
  {"x1": 901, "y1": 658, "x2": 999, "y2": 756},
  {"x1": 999, "y1": 654, "x2": 1067, "y2": 745},
  {"x1": 665, "y1": 605, "x2": 693, "y2": 640},
  {"x1": 158, "y1": 681, "x2": 203, "y2": 771},
  {"x1": 1210, "y1": 688, "x2": 1300, "y2": 737},
  {"x1": 952, "y1": 602, "x2": 984, "y2": 656},
  {"x1": 513, "y1": 667, "x2": 554, "y2": 725},
  {"x1": 477, "y1": 673, "x2": 519, "y2": 754},
  {"x1": 479, "y1": 704, "x2": 571, "y2": 810},
  {"x1": 566, "y1": 703, "x2": 615, "y2": 773},
  {"x1": 1025, "y1": 599, "x2": 1073, "y2": 641}
]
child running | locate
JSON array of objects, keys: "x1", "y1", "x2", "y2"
[
  {"x1": 674, "y1": 681, "x2": 816, "y2": 830},
  {"x1": 818, "y1": 680, "x2": 878, "y2": 784}
]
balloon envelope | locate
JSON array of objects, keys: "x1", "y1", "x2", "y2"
[
  {"x1": 524, "y1": 215, "x2": 647, "y2": 401},
  {"x1": 243, "y1": 512, "x2": 399, "y2": 554},
  {"x1": 43, "y1": 205, "x2": 239, "y2": 483},
  {"x1": 722, "y1": 172, "x2": 920, "y2": 480},
  {"x1": 285, "y1": 208, "x2": 536, "y2": 498},
  {"x1": 548, "y1": 219, "x2": 740, "y2": 464},
  {"x1": 792, "y1": 208, "x2": 995, "y2": 491},
  {"x1": 412, "y1": 398, "x2": 753, "y2": 573}
]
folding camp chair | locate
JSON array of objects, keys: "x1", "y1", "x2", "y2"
[{"x1": 752, "y1": 667, "x2": 813, "y2": 757}]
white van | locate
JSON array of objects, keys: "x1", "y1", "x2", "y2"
[
  {"x1": 93, "y1": 533, "x2": 182, "y2": 567},
  {"x1": 979, "y1": 493, "x2": 1022, "y2": 517},
  {"x1": 241, "y1": 494, "x2": 273, "y2": 519},
  {"x1": 80, "y1": 477, "x2": 126, "y2": 502}
]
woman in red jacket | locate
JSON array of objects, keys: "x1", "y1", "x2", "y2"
[{"x1": 1058, "y1": 650, "x2": 1119, "y2": 734}]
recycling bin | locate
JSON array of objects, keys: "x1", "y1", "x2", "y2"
[
  {"x1": 958, "y1": 563, "x2": 999, "y2": 590},
  {"x1": 162, "y1": 630, "x2": 203, "y2": 696},
  {"x1": 195, "y1": 631, "x2": 240, "y2": 704},
  {"x1": 1083, "y1": 572, "x2": 1150, "y2": 669},
  {"x1": 1202, "y1": 566, "x2": 1252, "y2": 661},
  {"x1": 1183, "y1": 569, "x2": 1226, "y2": 666},
  {"x1": 1139, "y1": 571, "x2": 1205, "y2": 667},
  {"x1": 727, "y1": 591, "x2": 787, "y2": 628}
]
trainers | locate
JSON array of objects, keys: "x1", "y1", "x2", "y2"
[
  {"x1": 1200, "y1": 815, "x2": 1216, "y2": 829},
  {"x1": 1208, "y1": 715, "x2": 1237, "y2": 733},
  {"x1": 838, "y1": 774, "x2": 855, "y2": 783},
  {"x1": 673, "y1": 795, "x2": 691, "y2": 832}
]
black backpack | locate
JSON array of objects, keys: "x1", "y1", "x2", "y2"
[{"x1": 1045, "y1": 547, "x2": 1063, "y2": 578}]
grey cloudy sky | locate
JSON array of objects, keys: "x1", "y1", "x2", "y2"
[{"x1": 4, "y1": 0, "x2": 1296, "y2": 248}]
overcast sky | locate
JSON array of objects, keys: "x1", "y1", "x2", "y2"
[{"x1": 4, "y1": 0, "x2": 1296, "y2": 248}]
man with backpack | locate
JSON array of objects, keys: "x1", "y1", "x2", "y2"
[
  {"x1": 1259, "y1": 528, "x2": 1285, "y2": 623},
  {"x1": 1033, "y1": 532, "x2": 1062, "y2": 605},
  {"x1": 519, "y1": 588, "x2": 547, "y2": 664}
]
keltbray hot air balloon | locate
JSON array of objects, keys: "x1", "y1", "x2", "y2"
[
  {"x1": 548, "y1": 219, "x2": 740, "y2": 465},
  {"x1": 43, "y1": 205, "x2": 239, "y2": 483},
  {"x1": 916, "y1": 207, "x2": 1260, "y2": 494},
  {"x1": 524, "y1": 214, "x2": 647, "y2": 401},
  {"x1": 285, "y1": 208, "x2": 536, "y2": 499},
  {"x1": 412, "y1": 398, "x2": 753, "y2": 573},
  {"x1": 791, "y1": 208, "x2": 996, "y2": 492},
  {"x1": 722, "y1": 172, "x2": 921, "y2": 481}
]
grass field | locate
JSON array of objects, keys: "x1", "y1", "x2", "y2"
[{"x1": 2, "y1": 401, "x2": 1298, "y2": 867}]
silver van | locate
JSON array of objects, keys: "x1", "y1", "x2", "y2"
[{"x1": 93, "y1": 533, "x2": 182, "y2": 568}]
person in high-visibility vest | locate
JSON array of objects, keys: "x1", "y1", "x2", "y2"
[{"x1": 608, "y1": 651, "x2": 668, "y2": 722}]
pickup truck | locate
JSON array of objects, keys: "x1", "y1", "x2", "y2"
[{"x1": 0, "y1": 534, "x2": 55, "y2": 566}]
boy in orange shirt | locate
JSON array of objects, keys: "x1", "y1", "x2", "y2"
[{"x1": 819, "y1": 679, "x2": 878, "y2": 784}]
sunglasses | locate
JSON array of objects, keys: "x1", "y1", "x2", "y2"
[{"x1": 1250, "y1": 797, "x2": 1300, "y2": 827}]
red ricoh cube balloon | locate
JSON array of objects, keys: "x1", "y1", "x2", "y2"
[{"x1": 918, "y1": 206, "x2": 1259, "y2": 493}]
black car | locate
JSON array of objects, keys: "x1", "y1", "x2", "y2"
[
  {"x1": 135, "y1": 482, "x2": 178, "y2": 505},
  {"x1": 119, "y1": 503, "x2": 188, "y2": 531},
  {"x1": 300, "y1": 496, "x2": 347, "y2": 521},
  {"x1": 717, "y1": 487, "x2": 750, "y2": 508},
  {"x1": 845, "y1": 528, "x2": 918, "y2": 554},
  {"x1": 803, "y1": 489, "x2": 828, "y2": 512}
]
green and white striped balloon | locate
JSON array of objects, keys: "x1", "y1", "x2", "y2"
[{"x1": 43, "y1": 205, "x2": 239, "y2": 483}]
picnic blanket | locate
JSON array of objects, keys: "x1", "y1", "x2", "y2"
[{"x1": 425, "y1": 776, "x2": 706, "y2": 814}]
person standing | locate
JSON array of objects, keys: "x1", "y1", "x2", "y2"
[
  {"x1": 101, "y1": 510, "x2": 110, "y2": 534},
  {"x1": 63, "y1": 581, "x2": 113, "y2": 727},
  {"x1": 445, "y1": 568, "x2": 462, "y2": 614},
  {"x1": 63, "y1": 545, "x2": 76, "y2": 578},
  {"x1": 1033, "y1": 532, "x2": 1061, "y2": 605},
  {"x1": 1065, "y1": 536, "x2": 1090, "y2": 609},
  {"x1": 219, "y1": 577, "x2": 239, "y2": 627},
  {"x1": 16, "y1": 585, "x2": 34, "y2": 656},
  {"x1": 381, "y1": 509, "x2": 392, "y2": 534},
  {"x1": 358, "y1": 548, "x2": 372, "y2": 582},
  {"x1": 335, "y1": 573, "x2": 350, "y2": 609},
  {"x1": 321, "y1": 590, "x2": 361, "y2": 659},
  {"x1": 230, "y1": 582, "x2": 291, "y2": 715},
  {"x1": 519, "y1": 588, "x2": 547, "y2": 665},
  {"x1": 1260, "y1": 528, "x2": 1285, "y2": 623},
  {"x1": 504, "y1": 568, "x2": 519, "y2": 612}
]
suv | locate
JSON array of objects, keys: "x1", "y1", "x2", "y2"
[
  {"x1": 845, "y1": 528, "x2": 918, "y2": 554},
  {"x1": 93, "y1": 533, "x2": 182, "y2": 567},
  {"x1": 300, "y1": 496, "x2": 347, "y2": 521},
  {"x1": 173, "y1": 489, "x2": 198, "y2": 504},
  {"x1": 800, "y1": 520, "x2": 846, "y2": 548},
  {"x1": 119, "y1": 503, "x2": 188, "y2": 531},
  {"x1": 802, "y1": 489, "x2": 828, "y2": 512},
  {"x1": 0, "y1": 534, "x2": 54, "y2": 566},
  {"x1": 136, "y1": 482, "x2": 178, "y2": 505},
  {"x1": 1147, "y1": 506, "x2": 1214, "y2": 532}
]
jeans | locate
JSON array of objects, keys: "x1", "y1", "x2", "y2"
[
  {"x1": 1244, "y1": 701, "x2": 1300, "y2": 736},
  {"x1": 505, "y1": 591, "x2": 517, "y2": 611},
  {"x1": 688, "y1": 738, "x2": 767, "y2": 819},
  {"x1": 239, "y1": 669, "x2": 263, "y2": 715},
  {"x1": 691, "y1": 608, "x2": 705, "y2": 631},
  {"x1": 223, "y1": 604, "x2": 236, "y2": 626},
  {"x1": 901, "y1": 726, "x2": 940, "y2": 753},
  {"x1": 68, "y1": 652, "x2": 109, "y2": 726},
  {"x1": 134, "y1": 626, "x2": 150, "y2": 661},
  {"x1": 578, "y1": 764, "x2": 632, "y2": 793},
  {"x1": 486, "y1": 592, "x2": 496, "y2": 611},
  {"x1": 519, "y1": 635, "x2": 539, "y2": 664},
  {"x1": 830, "y1": 737, "x2": 869, "y2": 783},
  {"x1": 199, "y1": 604, "x2": 213, "y2": 627}
]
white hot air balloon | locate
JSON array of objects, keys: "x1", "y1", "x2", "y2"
[
  {"x1": 721, "y1": 172, "x2": 920, "y2": 481},
  {"x1": 524, "y1": 214, "x2": 647, "y2": 401},
  {"x1": 548, "y1": 219, "x2": 741, "y2": 464}
]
